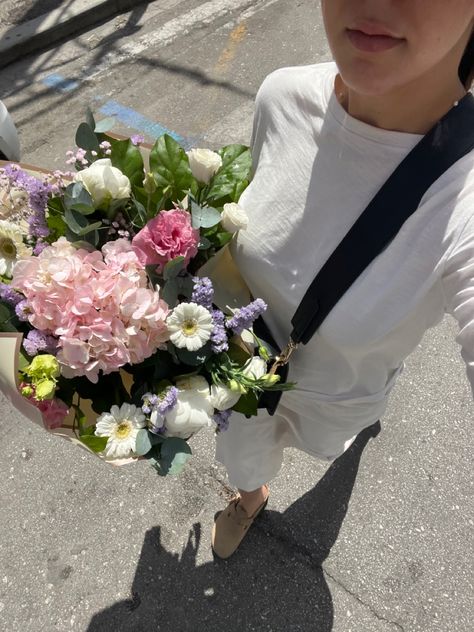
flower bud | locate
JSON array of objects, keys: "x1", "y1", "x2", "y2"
[
  {"x1": 34, "y1": 378, "x2": 56, "y2": 401},
  {"x1": 228, "y1": 379, "x2": 247, "y2": 395},
  {"x1": 21, "y1": 384, "x2": 34, "y2": 398},
  {"x1": 143, "y1": 172, "x2": 157, "y2": 195},
  {"x1": 261, "y1": 373, "x2": 280, "y2": 387},
  {"x1": 258, "y1": 345, "x2": 270, "y2": 361},
  {"x1": 26, "y1": 354, "x2": 60, "y2": 381}
]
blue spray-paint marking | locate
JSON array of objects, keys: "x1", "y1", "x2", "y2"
[
  {"x1": 42, "y1": 74, "x2": 79, "y2": 93},
  {"x1": 40, "y1": 75, "x2": 196, "y2": 147},
  {"x1": 99, "y1": 100, "x2": 192, "y2": 148}
]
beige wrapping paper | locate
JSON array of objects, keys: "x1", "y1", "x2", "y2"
[{"x1": 198, "y1": 241, "x2": 252, "y2": 311}]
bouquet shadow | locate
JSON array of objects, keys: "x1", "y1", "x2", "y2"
[{"x1": 86, "y1": 423, "x2": 379, "y2": 632}]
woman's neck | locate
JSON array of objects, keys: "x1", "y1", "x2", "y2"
[{"x1": 335, "y1": 73, "x2": 468, "y2": 135}]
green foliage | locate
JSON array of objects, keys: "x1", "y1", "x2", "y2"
[
  {"x1": 85, "y1": 108, "x2": 96, "y2": 132},
  {"x1": 0, "y1": 302, "x2": 18, "y2": 332},
  {"x1": 163, "y1": 256, "x2": 185, "y2": 281},
  {"x1": 46, "y1": 196, "x2": 67, "y2": 241},
  {"x1": 175, "y1": 341, "x2": 213, "y2": 367},
  {"x1": 63, "y1": 182, "x2": 95, "y2": 215},
  {"x1": 190, "y1": 199, "x2": 221, "y2": 229},
  {"x1": 94, "y1": 117, "x2": 115, "y2": 133},
  {"x1": 135, "y1": 428, "x2": 165, "y2": 456},
  {"x1": 75, "y1": 122, "x2": 100, "y2": 152},
  {"x1": 149, "y1": 134, "x2": 198, "y2": 202},
  {"x1": 152, "y1": 437, "x2": 192, "y2": 476},
  {"x1": 232, "y1": 390, "x2": 259, "y2": 416},
  {"x1": 108, "y1": 137, "x2": 145, "y2": 188},
  {"x1": 79, "y1": 434, "x2": 108, "y2": 453},
  {"x1": 204, "y1": 145, "x2": 251, "y2": 205}
]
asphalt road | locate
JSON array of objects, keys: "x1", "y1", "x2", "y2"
[{"x1": 0, "y1": 1, "x2": 473, "y2": 631}]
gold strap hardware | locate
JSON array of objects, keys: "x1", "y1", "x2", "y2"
[{"x1": 268, "y1": 339, "x2": 299, "y2": 375}]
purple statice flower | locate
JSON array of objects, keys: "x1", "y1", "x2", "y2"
[
  {"x1": 210, "y1": 309, "x2": 228, "y2": 353},
  {"x1": 15, "y1": 300, "x2": 32, "y2": 322},
  {"x1": 213, "y1": 409, "x2": 232, "y2": 432},
  {"x1": 131, "y1": 134, "x2": 145, "y2": 146},
  {"x1": 141, "y1": 392, "x2": 159, "y2": 415},
  {"x1": 191, "y1": 277, "x2": 214, "y2": 310},
  {"x1": 0, "y1": 282, "x2": 23, "y2": 307},
  {"x1": 226, "y1": 298, "x2": 267, "y2": 335},
  {"x1": 33, "y1": 240, "x2": 49, "y2": 256},
  {"x1": 2, "y1": 164, "x2": 51, "y2": 239},
  {"x1": 143, "y1": 386, "x2": 178, "y2": 434},
  {"x1": 22, "y1": 330, "x2": 58, "y2": 356},
  {"x1": 157, "y1": 386, "x2": 178, "y2": 416}
]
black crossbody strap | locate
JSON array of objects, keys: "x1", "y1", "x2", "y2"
[{"x1": 291, "y1": 93, "x2": 474, "y2": 345}]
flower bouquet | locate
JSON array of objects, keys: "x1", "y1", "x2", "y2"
[{"x1": 0, "y1": 112, "x2": 293, "y2": 474}]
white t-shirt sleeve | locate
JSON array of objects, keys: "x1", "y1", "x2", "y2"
[{"x1": 442, "y1": 213, "x2": 474, "y2": 398}]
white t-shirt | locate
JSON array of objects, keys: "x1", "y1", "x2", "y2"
[{"x1": 228, "y1": 62, "x2": 474, "y2": 458}]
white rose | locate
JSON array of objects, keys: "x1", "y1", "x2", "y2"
[
  {"x1": 164, "y1": 380, "x2": 214, "y2": 438},
  {"x1": 186, "y1": 148, "x2": 223, "y2": 184},
  {"x1": 175, "y1": 375, "x2": 211, "y2": 395},
  {"x1": 242, "y1": 356, "x2": 267, "y2": 380},
  {"x1": 74, "y1": 158, "x2": 131, "y2": 208},
  {"x1": 210, "y1": 383, "x2": 241, "y2": 411},
  {"x1": 221, "y1": 202, "x2": 248, "y2": 233}
]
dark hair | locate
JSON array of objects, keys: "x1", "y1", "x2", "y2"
[{"x1": 459, "y1": 33, "x2": 474, "y2": 87}]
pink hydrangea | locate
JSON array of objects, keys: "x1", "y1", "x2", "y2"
[
  {"x1": 131, "y1": 208, "x2": 199, "y2": 273},
  {"x1": 12, "y1": 238, "x2": 170, "y2": 383}
]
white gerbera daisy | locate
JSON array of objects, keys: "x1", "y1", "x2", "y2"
[
  {"x1": 95, "y1": 403, "x2": 146, "y2": 459},
  {"x1": 166, "y1": 302, "x2": 214, "y2": 351},
  {"x1": 0, "y1": 220, "x2": 31, "y2": 277}
]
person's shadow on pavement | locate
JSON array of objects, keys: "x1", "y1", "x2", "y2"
[{"x1": 86, "y1": 423, "x2": 380, "y2": 632}]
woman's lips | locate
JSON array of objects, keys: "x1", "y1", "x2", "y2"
[{"x1": 346, "y1": 29, "x2": 403, "y2": 53}]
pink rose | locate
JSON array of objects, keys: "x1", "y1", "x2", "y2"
[
  {"x1": 132, "y1": 209, "x2": 199, "y2": 272},
  {"x1": 36, "y1": 398, "x2": 70, "y2": 429}
]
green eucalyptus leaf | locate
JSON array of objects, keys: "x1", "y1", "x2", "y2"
[
  {"x1": 94, "y1": 117, "x2": 116, "y2": 133},
  {"x1": 175, "y1": 275, "x2": 194, "y2": 299},
  {"x1": 161, "y1": 279, "x2": 179, "y2": 307},
  {"x1": 197, "y1": 236, "x2": 211, "y2": 250},
  {"x1": 64, "y1": 208, "x2": 89, "y2": 234},
  {"x1": 135, "y1": 429, "x2": 153, "y2": 456},
  {"x1": 81, "y1": 229, "x2": 100, "y2": 247},
  {"x1": 76, "y1": 221, "x2": 103, "y2": 236},
  {"x1": 86, "y1": 108, "x2": 96, "y2": 132},
  {"x1": 190, "y1": 199, "x2": 221, "y2": 229},
  {"x1": 64, "y1": 183, "x2": 94, "y2": 214},
  {"x1": 163, "y1": 256, "x2": 185, "y2": 281},
  {"x1": 75, "y1": 122, "x2": 100, "y2": 152},
  {"x1": 156, "y1": 437, "x2": 192, "y2": 476}
]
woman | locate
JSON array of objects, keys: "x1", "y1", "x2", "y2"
[{"x1": 212, "y1": 0, "x2": 474, "y2": 558}]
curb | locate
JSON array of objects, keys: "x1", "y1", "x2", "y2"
[{"x1": 0, "y1": 0, "x2": 148, "y2": 69}]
